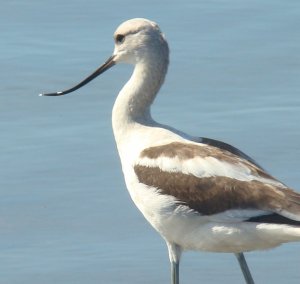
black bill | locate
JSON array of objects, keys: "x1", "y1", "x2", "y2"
[{"x1": 40, "y1": 55, "x2": 116, "y2": 96}]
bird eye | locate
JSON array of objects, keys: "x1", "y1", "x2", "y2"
[{"x1": 115, "y1": 34, "x2": 125, "y2": 44}]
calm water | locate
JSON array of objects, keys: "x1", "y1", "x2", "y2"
[{"x1": 1, "y1": 1, "x2": 300, "y2": 283}]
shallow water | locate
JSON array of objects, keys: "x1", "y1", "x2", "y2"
[{"x1": 1, "y1": 1, "x2": 300, "y2": 283}]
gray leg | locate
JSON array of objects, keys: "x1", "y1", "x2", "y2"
[
  {"x1": 235, "y1": 253, "x2": 255, "y2": 284},
  {"x1": 171, "y1": 261, "x2": 179, "y2": 284},
  {"x1": 166, "y1": 242, "x2": 181, "y2": 284}
]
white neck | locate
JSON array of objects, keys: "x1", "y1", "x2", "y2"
[{"x1": 112, "y1": 56, "x2": 168, "y2": 147}]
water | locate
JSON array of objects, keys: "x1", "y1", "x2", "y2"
[{"x1": 1, "y1": 1, "x2": 300, "y2": 283}]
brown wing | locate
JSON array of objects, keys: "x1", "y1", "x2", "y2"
[{"x1": 135, "y1": 142, "x2": 300, "y2": 225}]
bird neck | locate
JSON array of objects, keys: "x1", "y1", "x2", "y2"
[{"x1": 112, "y1": 56, "x2": 168, "y2": 143}]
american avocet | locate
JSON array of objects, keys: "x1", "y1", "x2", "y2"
[{"x1": 40, "y1": 18, "x2": 300, "y2": 284}]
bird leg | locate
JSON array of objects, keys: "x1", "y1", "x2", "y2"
[
  {"x1": 235, "y1": 253, "x2": 255, "y2": 284},
  {"x1": 167, "y1": 242, "x2": 181, "y2": 284},
  {"x1": 171, "y1": 261, "x2": 179, "y2": 284}
]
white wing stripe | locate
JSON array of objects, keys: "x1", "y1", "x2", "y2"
[{"x1": 137, "y1": 155, "x2": 284, "y2": 187}]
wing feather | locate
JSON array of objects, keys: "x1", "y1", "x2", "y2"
[{"x1": 135, "y1": 142, "x2": 300, "y2": 225}]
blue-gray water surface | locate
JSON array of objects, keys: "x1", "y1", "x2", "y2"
[{"x1": 1, "y1": 1, "x2": 300, "y2": 283}]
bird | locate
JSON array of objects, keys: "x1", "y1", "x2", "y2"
[{"x1": 40, "y1": 18, "x2": 300, "y2": 284}]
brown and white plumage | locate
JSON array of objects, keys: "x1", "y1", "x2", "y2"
[{"x1": 41, "y1": 18, "x2": 300, "y2": 284}]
